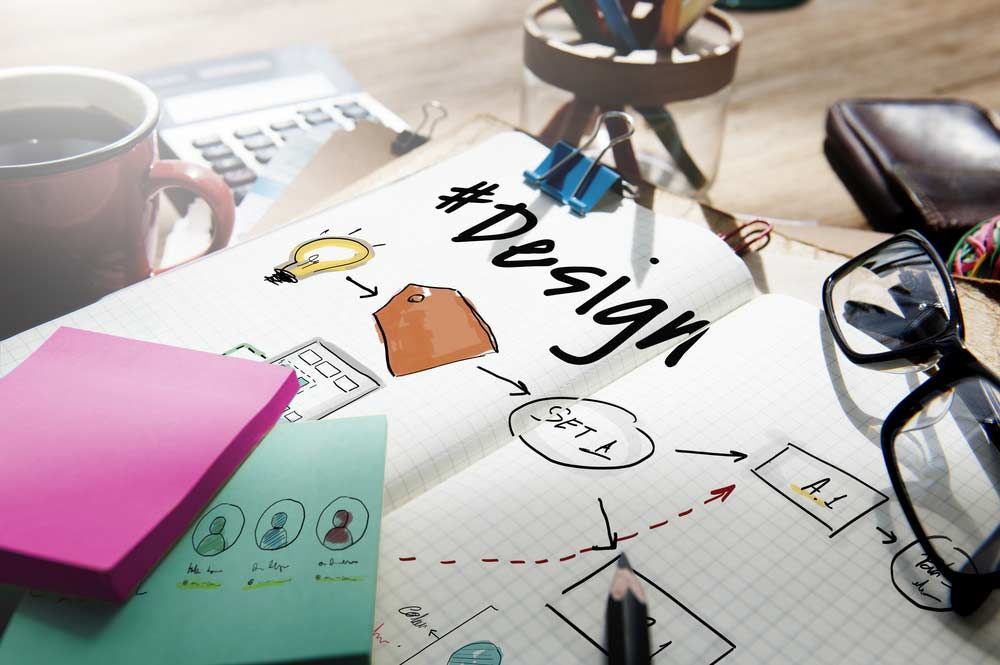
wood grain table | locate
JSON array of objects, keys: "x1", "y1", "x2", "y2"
[
  {"x1": 4, "y1": 0, "x2": 999, "y2": 228},
  {"x1": 0, "y1": 0, "x2": 998, "y2": 632}
]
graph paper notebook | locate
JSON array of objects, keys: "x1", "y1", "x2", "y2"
[
  {"x1": 0, "y1": 328, "x2": 296, "y2": 602},
  {"x1": 366, "y1": 294, "x2": 999, "y2": 664},
  {"x1": 1, "y1": 132, "x2": 995, "y2": 663},
  {"x1": 0, "y1": 418, "x2": 388, "y2": 665}
]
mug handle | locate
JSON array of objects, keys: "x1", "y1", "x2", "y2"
[{"x1": 145, "y1": 160, "x2": 235, "y2": 274}]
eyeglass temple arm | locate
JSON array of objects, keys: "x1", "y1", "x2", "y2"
[{"x1": 956, "y1": 386, "x2": 1000, "y2": 577}]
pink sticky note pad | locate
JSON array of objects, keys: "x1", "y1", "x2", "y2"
[{"x1": 0, "y1": 327, "x2": 296, "y2": 602}]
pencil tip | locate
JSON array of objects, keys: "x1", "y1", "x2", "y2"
[{"x1": 617, "y1": 553, "x2": 631, "y2": 569}]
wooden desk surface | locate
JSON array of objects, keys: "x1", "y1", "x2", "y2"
[{"x1": 4, "y1": 0, "x2": 999, "y2": 228}]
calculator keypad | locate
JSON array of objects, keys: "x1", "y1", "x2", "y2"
[
  {"x1": 223, "y1": 168, "x2": 257, "y2": 187},
  {"x1": 254, "y1": 148, "x2": 277, "y2": 164},
  {"x1": 336, "y1": 102, "x2": 369, "y2": 120},
  {"x1": 170, "y1": 94, "x2": 406, "y2": 204},
  {"x1": 201, "y1": 144, "x2": 234, "y2": 160},
  {"x1": 304, "y1": 111, "x2": 333, "y2": 126},
  {"x1": 242, "y1": 135, "x2": 275, "y2": 151},
  {"x1": 192, "y1": 134, "x2": 223, "y2": 149},
  {"x1": 233, "y1": 127, "x2": 263, "y2": 139},
  {"x1": 210, "y1": 156, "x2": 245, "y2": 173}
]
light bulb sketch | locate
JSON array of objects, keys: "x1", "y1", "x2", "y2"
[{"x1": 265, "y1": 236, "x2": 375, "y2": 285}]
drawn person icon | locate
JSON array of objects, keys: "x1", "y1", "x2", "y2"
[
  {"x1": 259, "y1": 511, "x2": 289, "y2": 550},
  {"x1": 323, "y1": 510, "x2": 355, "y2": 549},
  {"x1": 196, "y1": 516, "x2": 227, "y2": 556}
]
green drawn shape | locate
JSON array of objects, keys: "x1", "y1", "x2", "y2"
[
  {"x1": 222, "y1": 342, "x2": 268, "y2": 360},
  {"x1": 448, "y1": 641, "x2": 502, "y2": 665},
  {"x1": 242, "y1": 578, "x2": 292, "y2": 591},
  {"x1": 314, "y1": 575, "x2": 366, "y2": 583},
  {"x1": 190, "y1": 504, "x2": 245, "y2": 557},
  {"x1": 176, "y1": 581, "x2": 221, "y2": 591},
  {"x1": 195, "y1": 517, "x2": 227, "y2": 556}
]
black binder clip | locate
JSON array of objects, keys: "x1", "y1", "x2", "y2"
[
  {"x1": 392, "y1": 100, "x2": 447, "y2": 155},
  {"x1": 524, "y1": 110, "x2": 638, "y2": 216}
]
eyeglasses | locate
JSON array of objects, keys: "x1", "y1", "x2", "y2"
[{"x1": 822, "y1": 229, "x2": 1000, "y2": 615}]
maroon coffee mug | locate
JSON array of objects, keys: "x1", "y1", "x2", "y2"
[{"x1": 0, "y1": 66, "x2": 235, "y2": 340}]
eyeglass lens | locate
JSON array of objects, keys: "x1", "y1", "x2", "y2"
[
  {"x1": 892, "y1": 376, "x2": 1000, "y2": 588},
  {"x1": 830, "y1": 238, "x2": 951, "y2": 370}
]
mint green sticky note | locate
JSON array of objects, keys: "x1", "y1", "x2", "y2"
[{"x1": 0, "y1": 418, "x2": 387, "y2": 665}]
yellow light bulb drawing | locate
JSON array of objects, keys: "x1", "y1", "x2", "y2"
[{"x1": 265, "y1": 236, "x2": 374, "y2": 285}]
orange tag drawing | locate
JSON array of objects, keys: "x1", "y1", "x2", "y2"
[{"x1": 373, "y1": 284, "x2": 498, "y2": 377}]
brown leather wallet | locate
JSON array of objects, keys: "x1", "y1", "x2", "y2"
[{"x1": 824, "y1": 98, "x2": 1000, "y2": 254}]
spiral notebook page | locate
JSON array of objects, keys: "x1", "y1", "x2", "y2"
[
  {"x1": 0, "y1": 131, "x2": 753, "y2": 511},
  {"x1": 372, "y1": 295, "x2": 1000, "y2": 664}
]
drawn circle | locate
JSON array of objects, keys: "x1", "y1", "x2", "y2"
[
  {"x1": 316, "y1": 497, "x2": 370, "y2": 551},
  {"x1": 508, "y1": 397, "x2": 655, "y2": 470},
  {"x1": 191, "y1": 503, "x2": 245, "y2": 557},
  {"x1": 253, "y1": 499, "x2": 305, "y2": 551},
  {"x1": 890, "y1": 535, "x2": 976, "y2": 612},
  {"x1": 649, "y1": 257, "x2": 659, "y2": 264},
  {"x1": 408, "y1": 294, "x2": 425, "y2": 303}
]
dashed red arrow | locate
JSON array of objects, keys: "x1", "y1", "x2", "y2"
[
  {"x1": 704, "y1": 484, "x2": 736, "y2": 504},
  {"x1": 397, "y1": 483, "x2": 738, "y2": 567}
]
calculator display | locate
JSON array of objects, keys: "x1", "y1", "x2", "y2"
[{"x1": 164, "y1": 73, "x2": 338, "y2": 124}]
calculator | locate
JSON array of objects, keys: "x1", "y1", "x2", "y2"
[{"x1": 138, "y1": 44, "x2": 408, "y2": 205}]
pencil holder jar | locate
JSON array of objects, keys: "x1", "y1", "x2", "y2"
[{"x1": 521, "y1": 1, "x2": 742, "y2": 199}]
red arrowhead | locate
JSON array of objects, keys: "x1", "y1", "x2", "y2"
[{"x1": 704, "y1": 484, "x2": 735, "y2": 504}]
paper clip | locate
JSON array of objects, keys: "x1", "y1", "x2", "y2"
[
  {"x1": 719, "y1": 219, "x2": 774, "y2": 256},
  {"x1": 524, "y1": 110, "x2": 638, "y2": 217},
  {"x1": 392, "y1": 100, "x2": 448, "y2": 155}
]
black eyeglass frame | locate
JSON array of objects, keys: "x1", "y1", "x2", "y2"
[
  {"x1": 822, "y1": 229, "x2": 1000, "y2": 615},
  {"x1": 821, "y1": 229, "x2": 964, "y2": 372}
]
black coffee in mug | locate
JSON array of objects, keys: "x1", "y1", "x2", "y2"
[{"x1": 0, "y1": 106, "x2": 132, "y2": 167}]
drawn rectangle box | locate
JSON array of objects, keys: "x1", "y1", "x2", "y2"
[
  {"x1": 315, "y1": 361, "x2": 339, "y2": 378},
  {"x1": 752, "y1": 443, "x2": 888, "y2": 538},
  {"x1": 298, "y1": 349, "x2": 323, "y2": 365},
  {"x1": 268, "y1": 338, "x2": 382, "y2": 421},
  {"x1": 547, "y1": 555, "x2": 734, "y2": 664}
]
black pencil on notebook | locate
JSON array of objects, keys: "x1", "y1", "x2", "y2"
[{"x1": 606, "y1": 553, "x2": 651, "y2": 665}]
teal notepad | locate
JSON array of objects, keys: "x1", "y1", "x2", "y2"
[{"x1": 0, "y1": 417, "x2": 387, "y2": 665}]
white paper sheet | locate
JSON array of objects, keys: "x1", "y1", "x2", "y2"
[
  {"x1": 0, "y1": 132, "x2": 753, "y2": 511},
  {"x1": 371, "y1": 295, "x2": 1000, "y2": 664}
]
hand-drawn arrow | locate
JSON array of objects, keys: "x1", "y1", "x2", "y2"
[
  {"x1": 703, "y1": 484, "x2": 736, "y2": 504},
  {"x1": 591, "y1": 497, "x2": 619, "y2": 551},
  {"x1": 651, "y1": 641, "x2": 673, "y2": 657},
  {"x1": 674, "y1": 448, "x2": 747, "y2": 463},
  {"x1": 476, "y1": 366, "x2": 530, "y2": 396},
  {"x1": 428, "y1": 629, "x2": 440, "y2": 640},
  {"x1": 345, "y1": 276, "x2": 378, "y2": 298},
  {"x1": 876, "y1": 526, "x2": 897, "y2": 544}
]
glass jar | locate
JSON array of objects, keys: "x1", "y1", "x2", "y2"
[{"x1": 521, "y1": 2, "x2": 742, "y2": 200}]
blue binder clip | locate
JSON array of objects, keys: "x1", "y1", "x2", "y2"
[{"x1": 524, "y1": 111, "x2": 637, "y2": 216}]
